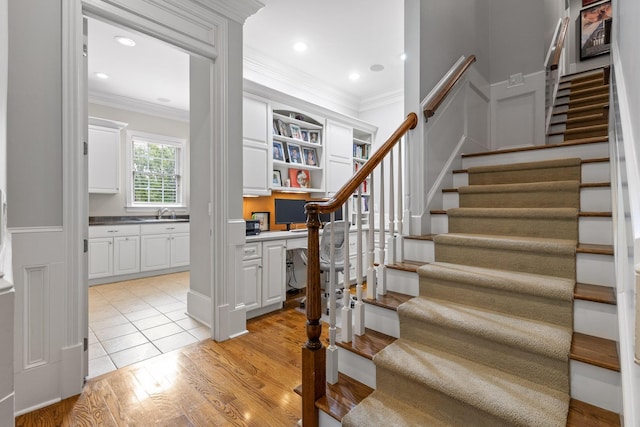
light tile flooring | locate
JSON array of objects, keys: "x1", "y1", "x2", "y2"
[{"x1": 88, "y1": 271, "x2": 209, "y2": 378}]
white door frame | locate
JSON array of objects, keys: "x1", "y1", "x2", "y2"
[{"x1": 61, "y1": 0, "x2": 259, "y2": 399}]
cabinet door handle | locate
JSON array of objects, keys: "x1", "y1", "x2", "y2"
[
  {"x1": 167, "y1": 227, "x2": 175, "y2": 230},
  {"x1": 108, "y1": 230, "x2": 118, "y2": 233}
]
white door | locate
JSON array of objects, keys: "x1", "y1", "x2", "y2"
[
  {"x1": 113, "y1": 236, "x2": 140, "y2": 276},
  {"x1": 88, "y1": 238, "x2": 113, "y2": 279},
  {"x1": 170, "y1": 233, "x2": 190, "y2": 267},
  {"x1": 262, "y1": 240, "x2": 286, "y2": 307},
  {"x1": 141, "y1": 234, "x2": 171, "y2": 271},
  {"x1": 242, "y1": 258, "x2": 262, "y2": 311}
]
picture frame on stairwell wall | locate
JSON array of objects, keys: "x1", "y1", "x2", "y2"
[{"x1": 579, "y1": 1, "x2": 612, "y2": 61}]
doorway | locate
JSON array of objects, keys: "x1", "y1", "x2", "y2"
[{"x1": 83, "y1": 15, "x2": 206, "y2": 378}]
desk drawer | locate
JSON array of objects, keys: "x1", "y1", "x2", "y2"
[{"x1": 243, "y1": 242, "x2": 262, "y2": 260}]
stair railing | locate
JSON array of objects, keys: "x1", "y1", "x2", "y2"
[
  {"x1": 545, "y1": 16, "x2": 570, "y2": 134},
  {"x1": 301, "y1": 112, "x2": 418, "y2": 427}
]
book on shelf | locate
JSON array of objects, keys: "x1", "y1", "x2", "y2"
[{"x1": 352, "y1": 194, "x2": 369, "y2": 212}]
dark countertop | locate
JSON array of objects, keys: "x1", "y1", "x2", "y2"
[{"x1": 89, "y1": 215, "x2": 190, "y2": 226}]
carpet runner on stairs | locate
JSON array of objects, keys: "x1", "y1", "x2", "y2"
[{"x1": 343, "y1": 157, "x2": 582, "y2": 426}]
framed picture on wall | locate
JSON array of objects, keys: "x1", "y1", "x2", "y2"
[
  {"x1": 582, "y1": 0, "x2": 603, "y2": 6},
  {"x1": 580, "y1": 1, "x2": 612, "y2": 61},
  {"x1": 251, "y1": 211, "x2": 270, "y2": 232}
]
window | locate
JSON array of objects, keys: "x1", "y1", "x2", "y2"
[{"x1": 127, "y1": 131, "x2": 186, "y2": 207}]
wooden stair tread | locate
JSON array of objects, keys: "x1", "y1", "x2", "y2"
[
  {"x1": 461, "y1": 138, "x2": 608, "y2": 158},
  {"x1": 571, "y1": 332, "x2": 620, "y2": 371},
  {"x1": 363, "y1": 290, "x2": 414, "y2": 312},
  {"x1": 547, "y1": 123, "x2": 608, "y2": 137},
  {"x1": 567, "y1": 398, "x2": 621, "y2": 427},
  {"x1": 553, "y1": 103, "x2": 608, "y2": 116},
  {"x1": 293, "y1": 373, "x2": 374, "y2": 422},
  {"x1": 386, "y1": 260, "x2": 424, "y2": 272},
  {"x1": 405, "y1": 234, "x2": 436, "y2": 241},
  {"x1": 577, "y1": 243, "x2": 613, "y2": 255},
  {"x1": 334, "y1": 327, "x2": 397, "y2": 360},
  {"x1": 550, "y1": 114, "x2": 606, "y2": 127},
  {"x1": 430, "y1": 210, "x2": 611, "y2": 217},
  {"x1": 575, "y1": 283, "x2": 616, "y2": 305},
  {"x1": 560, "y1": 68, "x2": 605, "y2": 82},
  {"x1": 442, "y1": 182, "x2": 610, "y2": 192},
  {"x1": 452, "y1": 157, "x2": 608, "y2": 174}
]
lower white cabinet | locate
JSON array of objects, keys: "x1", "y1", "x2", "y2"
[
  {"x1": 140, "y1": 223, "x2": 190, "y2": 272},
  {"x1": 88, "y1": 225, "x2": 140, "y2": 279},
  {"x1": 242, "y1": 239, "x2": 286, "y2": 315}
]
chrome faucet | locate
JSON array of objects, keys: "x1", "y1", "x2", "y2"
[{"x1": 157, "y1": 207, "x2": 170, "y2": 219}]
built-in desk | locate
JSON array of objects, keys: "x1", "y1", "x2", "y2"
[{"x1": 242, "y1": 228, "x2": 368, "y2": 319}]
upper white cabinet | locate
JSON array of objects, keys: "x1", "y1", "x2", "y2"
[
  {"x1": 243, "y1": 95, "x2": 271, "y2": 196},
  {"x1": 325, "y1": 120, "x2": 353, "y2": 195},
  {"x1": 88, "y1": 117, "x2": 127, "y2": 194}
]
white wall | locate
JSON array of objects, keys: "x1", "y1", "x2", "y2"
[
  {"x1": 567, "y1": 0, "x2": 610, "y2": 74},
  {"x1": 616, "y1": 0, "x2": 639, "y2": 152},
  {"x1": 87, "y1": 103, "x2": 189, "y2": 217},
  {"x1": 7, "y1": 0, "x2": 62, "y2": 228}
]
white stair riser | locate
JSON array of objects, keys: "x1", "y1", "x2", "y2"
[
  {"x1": 441, "y1": 187, "x2": 611, "y2": 212},
  {"x1": 581, "y1": 187, "x2": 612, "y2": 211},
  {"x1": 319, "y1": 411, "x2": 341, "y2": 427},
  {"x1": 386, "y1": 268, "x2": 420, "y2": 296},
  {"x1": 579, "y1": 216, "x2": 613, "y2": 245},
  {"x1": 430, "y1": 214, "x2": 612, "y2": 245},
  {"x1": 364, "y1": 303, "x2": 401, "y2": 338},
  {"x1": 403, "y1": 239, "x2": 434, "y2": 264},
  {"x1": 462, "y1": 141, "x2": 609, "y2": 168},
  {"x1": 570, "y1": 360, "x2": 622, "y2": 413},
  {"x1": 577, "y1": 252, "x2": 614, "y2": 287},
  {"x1": 549, "y1": 122, "x2": 567, "y2": 134},
  {"x1": 574, "y1": 299, "x2": 619, "y2": 340},
  {"x1": 547, "y1": 134, "x2": 567, "y2": 144},
  {"x1": 337, "y1": 347, "x2": 376, "y2": 389},
  {"x1": 453, "y1": 172, "x2": 468, "y2": 188}
]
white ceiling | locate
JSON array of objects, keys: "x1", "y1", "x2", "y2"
[{"x1": 87, "y1": 0, "x2": 404, "y2": 115}]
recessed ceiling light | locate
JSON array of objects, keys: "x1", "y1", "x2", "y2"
[
  {"x1": 94, "y1": 72, "x2": 109, "y2": 79},
  {"x1": 114, "y1": 36, "x2": 136, "y2": 47},
  {"x1": 369, "y1": 64, "x2": 385, "y2": 72},
  {"x1": 157, "y1": 97, "x2": 171, "y2": 103},
  {"x1": 400, "y1": 53, "x2": 407, "y2": 61},
  {"x1": 349, "y1": 72, "x2": 360, "y2": 81},
  {"x1": 293, "y1": 42, "x2": 308, "y2": 52}
]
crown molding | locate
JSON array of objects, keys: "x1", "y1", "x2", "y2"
[
  {"x1": 89, "y1": 90, "x2": 189, "y2": 122},
  {"x1": 243, "y1": 45, "x2": 361, "y2": 117},
  {"x1": 190, "y1": 0, "x2": 264, "y2": 24},
  {"x1": 359, "y1": 89, "x2": 404, "y2": 113}
]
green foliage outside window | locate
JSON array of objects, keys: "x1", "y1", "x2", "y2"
[{"x1": 132, "y1": 140, "x2": 180, "y2": 204}]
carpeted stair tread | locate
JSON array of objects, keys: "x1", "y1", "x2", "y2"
[
  {"x1": 374, "y1": 339, "x2": 569, "y2": 426},
  {"x1": 458, "y1": 180, "x2": 581, "y2": 209},
  {"x1": 343, "y1": 390, "x2": 452, "y2": 427},
  {"x1": 417, "y1": 261, "x2": 574, "y2": 303},
  {"x1": 434, "y1": 233, "x2": 576, "y2": 279},
  {"x1": 434, "y1": 233, "x2": 576, "y2": 256},
  {"x1": 466, "y1": 157, "x2": 581, "y2": 185},
  {"x1": 399, "y1": 296, "x2": 571, "y2": 361},
  {"x1": 416, "y1": 261, "x2": 573, "y2": 326},
  {"x1": 447, "y1": 207, "x2": 578, "y2": 240},
  {"x1": 461, "y1": 138, "x2": 607, "y2": 158}
]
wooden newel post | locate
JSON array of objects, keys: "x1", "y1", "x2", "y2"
[{"x1": 302, "y1": 209, "x2": 325, "y2": 427}]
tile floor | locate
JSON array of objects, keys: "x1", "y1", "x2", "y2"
[{"x1": 88, "y1": 271, "x2": 209, "y2": 378}]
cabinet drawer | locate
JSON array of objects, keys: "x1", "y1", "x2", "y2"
[
  {"x1": 140, "y1": 222, "x2": 190, "y2": 235},
  {"x1": 243, "y1": 242, "x2": 262, "y2": 260},
  {"x1": 89, "y1": 224, "x2": 140, "y2": 238}
]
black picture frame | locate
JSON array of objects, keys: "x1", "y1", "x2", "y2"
[
  {"x1": 251, "y1": 211, "x2": 270, "y2": 231},
  {"x1": 580, "y1": 1, "x2": 612, "y2": 61},
  {"x1": 272, "y1": 141, "x2": 285, "y2": 162}
]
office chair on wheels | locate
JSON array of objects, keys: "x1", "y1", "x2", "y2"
[{"x1": 299, "y1": 220, "x2": 348, "y2": 314}]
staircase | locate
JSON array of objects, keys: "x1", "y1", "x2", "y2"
[{"x1": 309, "y1": 67, "x2": 622, "y2": 426}]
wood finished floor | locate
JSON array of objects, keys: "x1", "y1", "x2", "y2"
[{"x1": 16, "y1": 307, "x2": 315, "y2": 427}]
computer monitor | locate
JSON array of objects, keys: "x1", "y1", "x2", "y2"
[
  {"x1": 318, "y1": 205, "x2": 343, "y2": 223},
  {"x1": 274, "y1": 199, "x2": 307, "y2": 231}
]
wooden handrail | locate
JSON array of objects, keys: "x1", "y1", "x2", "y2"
[
  {"x1": 305, "y1": 112, "x2": 419, "y2": 217},
  {"x1": 301, "y1": 112, "x2": 417, "y2": 427},
  {"x1": 423, "y1": 55, "x2": 476, "y2": 120},
  {"x1": 550, "y1": 17, "x2": 569, "y2": 71}
]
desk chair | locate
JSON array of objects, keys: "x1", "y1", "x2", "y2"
[{"x1": 299, "y1": 220, "x2": 348, "y2": 313}]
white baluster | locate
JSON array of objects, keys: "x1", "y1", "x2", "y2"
[
  {"x1": 387, "y1": 150, "x2": 396, "y2": 264},
  {"x1": 327, "y1": 212, "x2": 338, "y2": 384},
  {"x1": 354, "y1": 188, "x2": 365, "y2": 336},
  {"x1": 378, "y1": 162, "x2": 387, "y2": 295},
  {"x1": 396, "y1": 140, "x2": 404, "y2": 262},
  {"x1": 366, "y1": 172, "x2": 376, "y2": 300},
  {"x1": 340, "y1": 203, "x2": 352, "y2": 343}
]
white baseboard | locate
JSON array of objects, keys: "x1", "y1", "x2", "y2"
[{"x1": 187, "y1": 289, "x2": 211, "y2": 327}]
